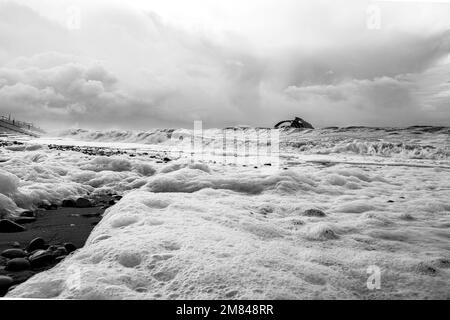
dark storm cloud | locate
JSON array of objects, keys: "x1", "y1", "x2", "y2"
[
  {"x1": 0, "y1": 1, "x2": 450, "y2": 129},
  {"x1": 274, "y1": 30, "x2": 450, "y2": 87}
]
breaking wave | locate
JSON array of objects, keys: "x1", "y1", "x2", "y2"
[{"x1": 56, "y1": 126, "x2": 450, "y2": 160}]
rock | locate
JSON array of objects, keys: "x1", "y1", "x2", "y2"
[
  {"x1": 53, "y1": 247, "x2": 68, "y2": 258},
  {"x1": 26, "y1": 237, "x2": 46, "y2": 253},
  {"x1": 5, "y1": 258, "x2": 31, "y2": 271},
  {"x1": 55, "y1": 255, "x2": 67, "y2": 263},
  {"x1": 47, "y1": 245, "x2": 58, "y2": 252},
  {"x1": 0, "y1": 276, "x2": 14, "y2": 295},
  {"x1": 63, "y1": 242, "x2": 77, "y2": 254},
  {"x1": 39, "y1": 203, "x2": 58, "y2": 210},
  {"x1": 20, "y1": 210, "x2": 35, "y2": 217},
  {"x1": 62, "y1": 199, "x2": 76, "y2": 207},
  {"x1": 430, "y1": 258, "x2": 450, "y2": 269},
  {"x1": 7, "y1": 285, "x2": 17, "y2": 293},
  {"x1": 0, "y1": 219, "x2": 26, "y2": 233},
  {"x1": 387, "y1": 200, "x2": 395, "y2": 203},
  {"x1": 29, "y1": 249, "x2": 46, "y2": 258},
  {"x1": 75, "y1": 197, "x2": 92, "y2": 208},
  {"x1": 399, "y1": 213, "x2": 415, "y2": 221},
  {"x1": 415, "y1": 262, "x2": 438, "y2": 276},
  {"x1": 1, "y1": 248, "x2": 27, "y2": 259},
  {"x1": 13, "y1": 216, "x2": 36, "y2": 224},
  {"x1": 303, "y1": 209, "x2": 327, "y2": 217},
  {"x1": 108, "y1": 200, "x2": 116, "y2": 205},
  {"x1": 224, "y1": 290, "x2": 239, "y2": 298},
  {"x1": 29, "y1": 250, "x2": 54, "y2": 268}
]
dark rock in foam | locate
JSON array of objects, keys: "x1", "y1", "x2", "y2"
[
  {"x1": 26, "y1": 237, "x2": 46, "y2": 253},
  {"x1": 6, "y1": 258, "x2": 31, "y2": 271},
  {"x1": 0, "y1": 276, "x2": 14, "y2": 295},
  {"x1": 303, "y1": 209, "x2": 327, "y2": 217},
  {"x1": 75, "y1": 198, "x2": 92, "y2": 208},
  {"x1": 63, "y1": 242, "x2": 77, "y2": 254},
  {"x1": 62, "y1": 199, "x2": 76, "y2": 207},
  {"x1": 53, "y1": 247, "x2": 68, "y2": 258},
  {"x1": 1, "y1": 248, "x2": 27, "y2": 259},
  {"x1": 19, "y1": 210, "x2": 35, "y2": 217},
  {"x1": 29, "y1": 250, "x2": 55, "y2": 268}
]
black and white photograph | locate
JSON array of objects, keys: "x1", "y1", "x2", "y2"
[{"x1": 0, "y1": 0, "x2": 449, "y2": 304}]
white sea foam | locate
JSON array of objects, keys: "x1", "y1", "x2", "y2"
[
  {"x1": 55, "y1": 126, "x2": 450, "y2": 161},
  {"x1": 1, "y1": 127, "x2": 449, "y2": 299}
]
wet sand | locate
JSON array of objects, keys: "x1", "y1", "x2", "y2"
[{"x1": 0, "y1": 200, "x2": 113, "y2": 296}]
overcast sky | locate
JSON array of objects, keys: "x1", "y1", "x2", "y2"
[{"x1": 0, "y1": 0, "x2": 449, "y2": 130}]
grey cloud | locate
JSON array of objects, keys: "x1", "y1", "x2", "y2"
[{"x1": 0, "y1": 2, "x2": 449, "y2": 130}]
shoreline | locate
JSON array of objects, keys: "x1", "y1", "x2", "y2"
[
  {"x1": 0, "y1": 195, "x2": 117, "y2": 296},
  {"x1": 1, "y1": 134, "x2": 449, "y2": 299}
]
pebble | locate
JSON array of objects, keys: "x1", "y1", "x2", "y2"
[
  {"x1": 6, "y1": 258, "x2": 31, "y2": 271},
  {"x1": 0, "y1": 276, "x2": 14, "y2": 295},
  {"x1": 29, "y1": 250, "x2": 54, "y2": 268},
  {"x1": 415, "y1": 262, "x2": 438, "y2": 276},
  {"x1": 75, "y1": 198, "x2": 92, "y2": 208},
  {"x1": 1, "y1": 248, "x2": 27, "y2": 259},
  {"x1": 29, "y1": 249, "x2": 47, "y2": 259},
  {"x1": 53, "y1": 247, "x2": 68, "y2": 258},
  {"x1": 47, "y1": 245, "x2": 58, "y2": 251},
  {"x1": 63, "y1": 243, "x2": 77, "y2": 254},
  {"x1": 39, "y1": 203, "x2": 58, "y2": 210},
  {"x1": 20, "y1": 211, "x2": 35, "y2": 217},
  {"x1": 26, "y1": 237, "x2": 47, "y2": 253},
  {"x1": 303, "y1": 209, "x2": 327, "y2": 217},
  {"x1": 224, "y1": 290, "x2": 239, "y2": 298},
  {"x1": 62, "y1": 199, "x2": 76, "y2": 207},
  {"x1": 0, "y1": 219, "x2": 26, "y2": 233}
]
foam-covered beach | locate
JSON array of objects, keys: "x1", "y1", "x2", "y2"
[{"x1": 1, "y1": 126, "x2": 449, "y2": 299}]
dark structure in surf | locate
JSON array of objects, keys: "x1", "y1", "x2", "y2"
[{"x1": 274, "y1": 117, "x2": 314, "y2": 129}]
